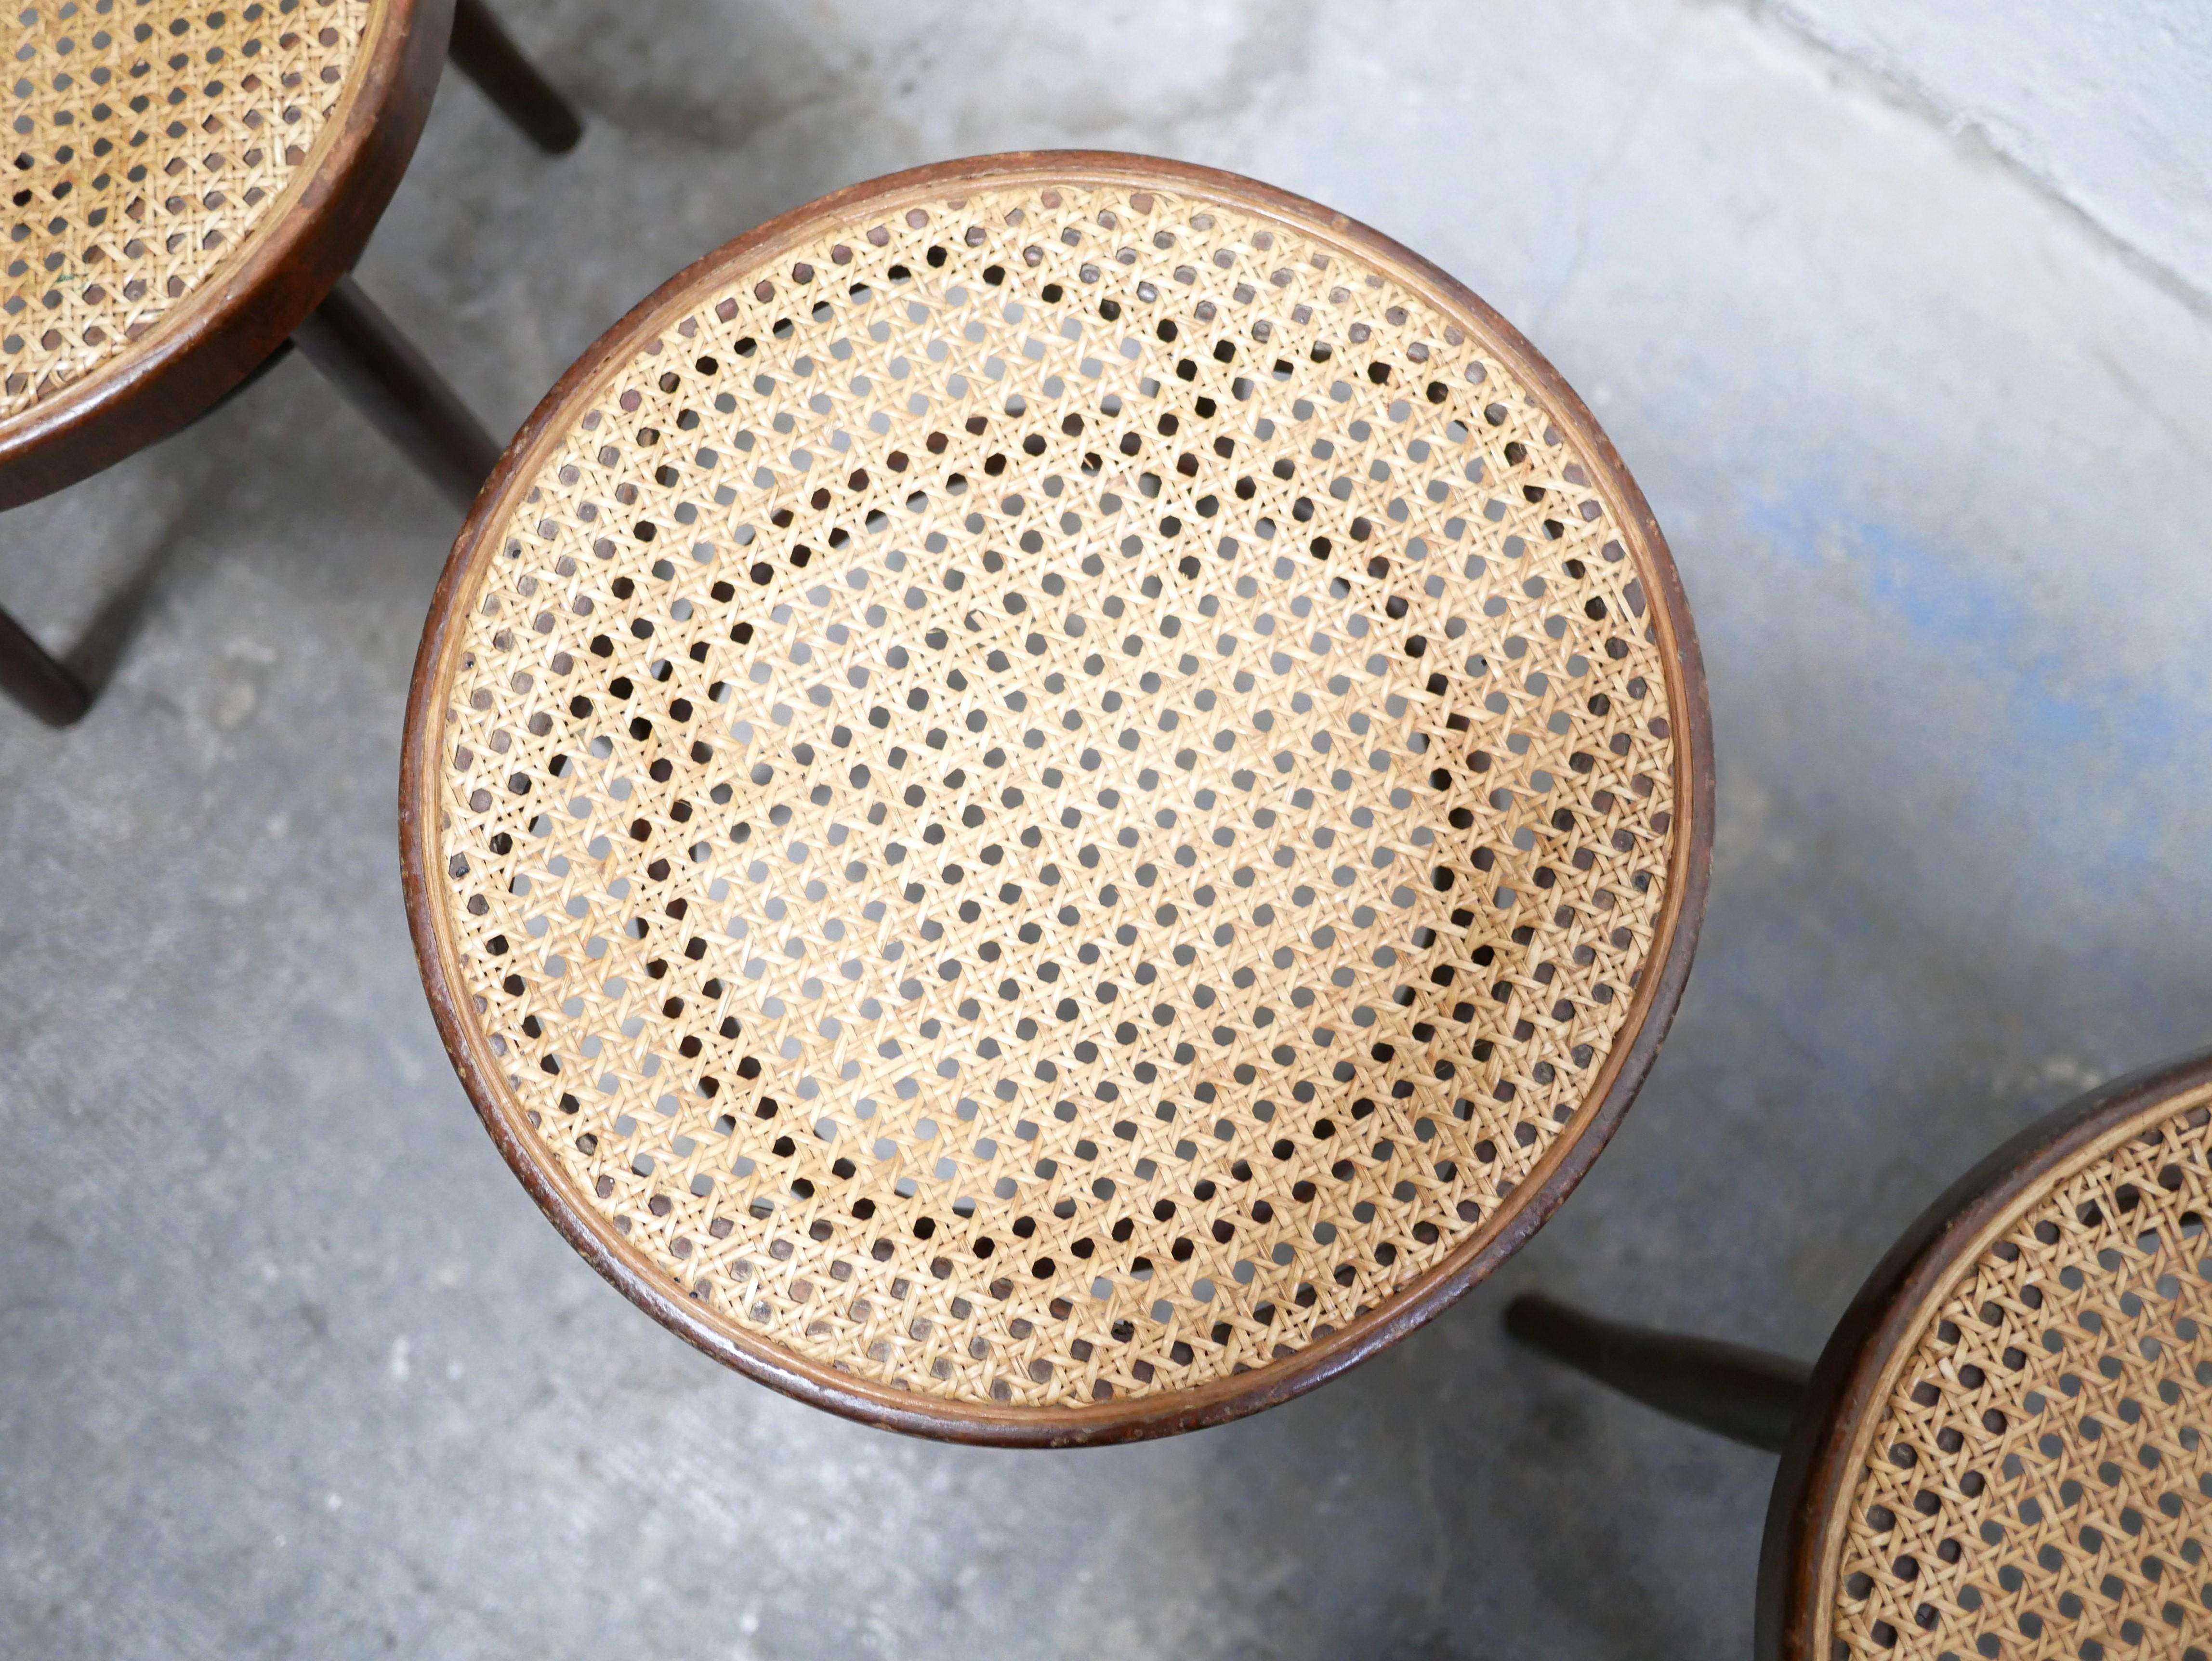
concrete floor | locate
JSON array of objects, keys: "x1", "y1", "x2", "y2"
[{"x1": 3, "y1": 3, "x2": 2208, "y2": 1657}]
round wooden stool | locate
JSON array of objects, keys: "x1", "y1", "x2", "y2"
[
  {"x1": 1509, "y1": 1046, "x2": 2212, "y2": 1660},
  {"x1": 0, "y1": 0, "x2": 580, "y2": 725},
  {"x1": 404, "y1": 153, "x2": 1712, "y2": 1444}
]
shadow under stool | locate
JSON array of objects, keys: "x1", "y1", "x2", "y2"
[
  {"x1": 0, "y1": 0, "x2": 582, "y2": 725},
  {"x1": 1507, "y1": 1046, "x2": 2212, "y2": 1661}
]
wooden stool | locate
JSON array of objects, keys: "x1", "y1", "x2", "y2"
[
  {"x1": 0, "y1": 0, "x2": 581, "y2": 726},
  {"x1": 403, "y1": 153, "x2": 1712, "y2": 1444},
  {"x1": 1507, "y1": 1046, "x2": 2212, "y2": 1659}
]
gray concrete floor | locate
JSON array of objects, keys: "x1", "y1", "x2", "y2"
[{"x1": 4, "y1": 3, "x2": 2208, "y2": 1657}]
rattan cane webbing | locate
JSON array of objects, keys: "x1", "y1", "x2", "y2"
[
  {"x1": 1823, "y1": 1083, "x2": 2212, "y2": 1661},
  {"x1": 418, "y1": 165, "x2": 1690, "y2": 1415},
  {"x1": 1, "y1": 0, "x2": 380, "y2": 418}
]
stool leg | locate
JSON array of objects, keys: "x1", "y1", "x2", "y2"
[
  {"x1": 291, "y1": 275, "x2": 503, "y2": 516},
  {"x1": 1502, "y1": 1293, "x2": 1809, "y2": 1453},
  {"x1": 448, "y1": 0, "x2": 583, "y2": 154},
  {"x1": 0, "y1": 603, "x2": 91, "y2": 727}
]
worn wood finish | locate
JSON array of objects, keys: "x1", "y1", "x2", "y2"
[
  {"x1": 0, "y1": 0, "x2": 455, "y2": 511},
  {"x1": 1758, "y1": 1046, "x2": 2212, "y2": 1660},
  {"x1": 401, "y1": 152, "x2": 1713, "y2": 1445}
]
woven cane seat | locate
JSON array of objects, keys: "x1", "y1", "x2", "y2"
[
  {"x1": 403, "y1": 154, "x2": 1708, "y2": 1441},
  {"x1": 1812, "y1": 1070, "x2": 2212, "y2": 1660},
  {"x1": 1, "y1": 0, "x2": 405, "y2": 465}
]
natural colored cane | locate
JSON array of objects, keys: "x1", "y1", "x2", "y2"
[
  {"x1": 2, "y1": 1, "x2": 375, "y2": 417},
  {"x1": 404, "y1": 154, "x2": 1709, "y2": 1441},
  {"x1": 1507, "y1": 1047, "x2": 2212, "y2": 1661},
  {"x1": 0, "y1": 0, "x2": 581, "y2": 726},
  {"x1": 1817, "y1": 1078, "x2": 2212, "y2": 1661}
]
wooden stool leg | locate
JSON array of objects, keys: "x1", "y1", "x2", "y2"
[
  {"x1": 291, "y1": 275, "x2": 503, "y2": 516},
  {"x1": 0, "y1": 602, "x2": 91, "y2": 727},
  {"x1": 1503, "y1": 1293, "x2": 1809, "y2": 1452},
  {"x1": 448, "y1": 0, "x2": 583, "y2": 154}
]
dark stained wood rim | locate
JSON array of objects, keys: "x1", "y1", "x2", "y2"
[
  {"x1": 0, "y1": 0, "x2": 456, "y2": 511},
  {"x1": 1757, "y1": 1043, "x2": 2212, "y2": 1658},
  {"x1": 400, "y1": 151, "x2": 1715, "y2": 1446}
]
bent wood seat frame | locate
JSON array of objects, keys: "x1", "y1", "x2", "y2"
[
  {"x1": 404, "y1": 153, "x2": 1713, "y2": 1446},
  {"x1": 1509, "y1": 1045, "x2": 2212, "y2": 1661},
  {"x1": 0, "y1": 0, "x2": 580, "y2": 726}
]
